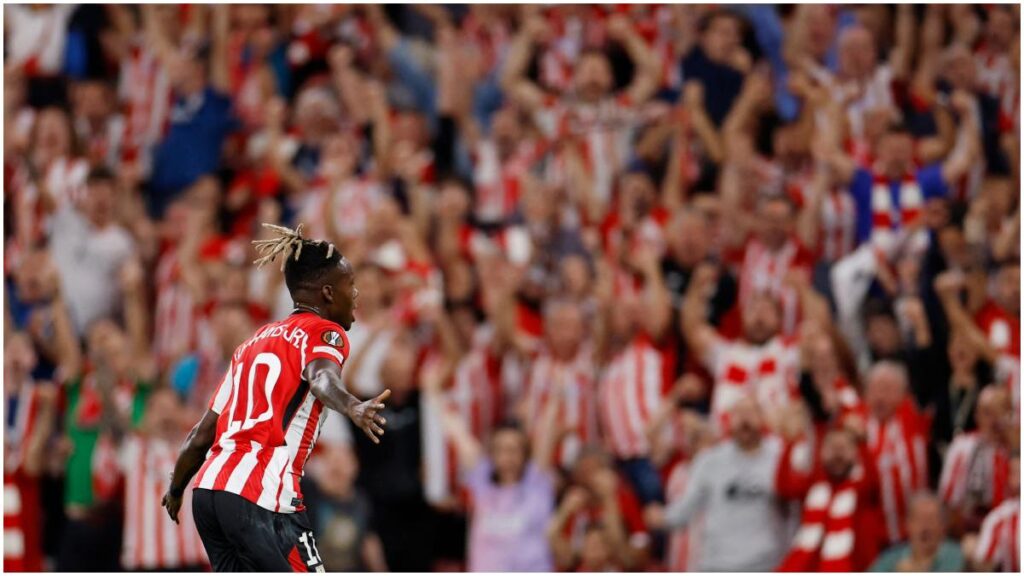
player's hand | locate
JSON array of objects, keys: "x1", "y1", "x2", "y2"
[
  {"x1": 161, "y1": 490, "x2": 182, "y2": 524},
  {"x1": 349, "y1": 389, "x2": 391, "y2": 444}
]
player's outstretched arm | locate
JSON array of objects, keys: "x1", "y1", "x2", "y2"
[
  {"x1": 162, "y1": 409, "x2": 220, "y2": 524},
  {"x1": 305, "y1": 359, "x2": 390, "y2": 444}
]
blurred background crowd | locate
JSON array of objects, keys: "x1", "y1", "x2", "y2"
[{"x1": 3, "y1": 3, "x2": 1021, "y2": 573}]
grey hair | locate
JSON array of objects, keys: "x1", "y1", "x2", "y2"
[{"x1": 868, "y1": 360, "x2": 910, "y2": 391}]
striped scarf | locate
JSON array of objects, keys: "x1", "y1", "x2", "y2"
[{"x1": 779, "y1": 479, "x2": 860, "y2": 572}]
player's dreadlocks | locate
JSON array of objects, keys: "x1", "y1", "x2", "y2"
[{"x1": 252, "y1": 223, "x2": 343, "y2": 294}]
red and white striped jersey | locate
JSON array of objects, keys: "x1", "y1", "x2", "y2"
[
  {"x1": 75, "y1": 114, "x2": 128, "y2": 170},
  {"x1": 192, "y1": 312, "x2": 349, "y2": 513},
  {"x1": 120, "y1": 435, "x2": 208, "y2": 570},
  {"x1": 534, "y1": 95, "x2": 641, "y2": 208},
  {"x1": 538, "y1": 7, "x2": 608, "y2": 92},
  {"x1": 975, "y1": 46, "x2": 1014, "y2": 103},
  {"x1": 423, "y1": 334, "x2": 507, "y2": 505},
  {"x1": 737, "y1": 238, "x2": 813, "y2": 336},
  {"x1": 524, "y1": 347, "x2": 598, "y2": 468},
  {"x1": 866, "y1": 400, "x2": 930, "y2": 543},
  {"x1": 471, "y1": 139, "x2": 545, "y2": 224},
  {"x1": 939, "y1": 432, "x2": 1010, "y2": 514},
  {"x1": 707, "y1": 336, "x2": 800, "y2": 433},
  {"x1": 119, "y1": 41, "x2": 172, "y2": 160},
  {"x1": 153, "y1": 249, "x2": 199, "y2": 369},
  {"x1": 12, "y1": 156, "x2": 89, "y2": 245},
  {"x1": 975, "y1": 498, "x2": 1019, "y2": 572},
  {"x1": 819, "y1": 189, "x2": 857, "y2": 263},
  {"x1": 598, "y1": 339, "x2": 666, "y2": 459}
]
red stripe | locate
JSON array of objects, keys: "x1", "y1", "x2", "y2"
[
  {"x1": 287, "y1": 545, "x2": 306, "y2": 572},
  {"x1": 154, "y1": 465, "x2": 165, "y2": 567},
  {"x1": 211, "y1": 451, "x2": 246, "y2": 491},
  {"x1": 985, "y1": 517, "x2": 1004, "y2": 561},
  {"x1": 943, "y1": 450, "x2": 965, "y2": 503}
]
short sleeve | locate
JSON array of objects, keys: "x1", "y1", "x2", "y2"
[
  {"x1": 209, "y1": 367, "x2": 233, "y2": 415},
  {"x1": 916, "y1": 164, "x2": 949, "y2": 200},
  {"x1": 306, "y1": 319, "x2": 349, "y2": 369}
]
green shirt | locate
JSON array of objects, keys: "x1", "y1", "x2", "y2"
[
  {"x1": 64, "y1": 377, "x2": 150, "y2": 508},
  {"x1": 869, "y1": 541, "x2": 965, "y2": 572}
]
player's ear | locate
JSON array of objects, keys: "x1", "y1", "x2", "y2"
[{"x1": 321, "y1": 284, "x2": 335, "y2": 304}]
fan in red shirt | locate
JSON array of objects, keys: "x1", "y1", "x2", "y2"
[
  {"x1": 162, "y1": 223, "x2": 390, "y2": 572},
  {"x1": 776, "y1": 426, "x2": 887, "y2": 572}
]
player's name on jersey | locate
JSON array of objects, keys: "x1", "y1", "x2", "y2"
[{"x1": 233, "y1": 323, "x2": 309, "y2": 361}]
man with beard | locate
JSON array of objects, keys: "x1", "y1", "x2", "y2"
[
  {"x1": 681, "y1": 261, "x2": 827, "y2": 432},
  {"x1": 776, "y1": 426, "x2": 886, "y2": 572}
]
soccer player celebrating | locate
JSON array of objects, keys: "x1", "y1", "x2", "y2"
[{"x1": 161, "y1": 223, "x2": 390, "y2": 572}]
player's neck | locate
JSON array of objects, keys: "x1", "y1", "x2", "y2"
[{"x1": 293, "y1": 302, "x2": 323, "y2": 317}]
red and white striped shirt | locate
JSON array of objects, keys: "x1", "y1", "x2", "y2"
[
  {"x1": 707, "y1": 336, "x2": 800, "y2": 433},
  {"x1": 737, "y1": 238, "x2": 813, "y2": 336},
  {"x1": 193, "y1": 312, "x2": 348, "y2": 513},
  {"x1": 819, "y1": 189, "x2": 857, "y2": 263},
  {"x1": 423, "y1": 334, "x2": 507, "y2": 505},
  {"x1": 598, "y1": 339, "x2": 666, "y2": 459},
  {"x1": 534, "y1": 95, "x2": 640, "y2": 209},
  {"x1": 120, "y1": 435, "x2": 208, "y2": 570},
  {"x1": 939, "y1": 432, "x2": 1009, "y2": 515},
  {"x1": 471, "y1": 139, "x2": 545, "y2": 224},
  {"x1": 153, "y1": 249, "x2": 199, "y2": 369},
  {"x1": 866, "y1": 400, "x2": 930, "y2": 543},
  {"x1": 975, "y1": 498, "x2": 1019, "y2": 572},
  {"x1": 525, "y1": 347, "x2": 598, "y2": 469},
  {"x1": 119, "y1": 41, "x2": 172, "y2": 163}
]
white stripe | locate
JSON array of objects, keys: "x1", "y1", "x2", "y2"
[
  {"x1": 4, "y1": 530, "x2": 24, "y2": 557},
  {"x1": 159, "y1": 447, "x2": 179, "y2": 567},
  {"x1": 4, "y1": 484, "x2": 21, "y2": 515},
  {"x1": 121, "y1": 440, "x2": 138, "y2": 568},
  {"x1": 141, "y1": 445, "x2": 157, "y2": 568},
  {"x1": 197, "y1": 440, "x2": 235, "y2": 490},
  {"x1": 211, "y1": 367, "x2": 233, "y2": 414},
  {"x1": 312, "y1": 346, "x2": 346, "y2": 365},
  {"x1": 224, "y1": 442, "x2": 262, "y2": 494},
  {"x1": 621, "y1": 352, "x2": 646, "y2": 456}
]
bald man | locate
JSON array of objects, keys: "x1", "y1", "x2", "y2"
[
  {"x1": 939, "y1": 387, "x2": 1014, "y2": 534},
  {"x1": 869, "y1": 492, "x2": 965, "y2": 572},
  {"x1": 649, "y1": 396, "x2": 788, "y2": 571}
]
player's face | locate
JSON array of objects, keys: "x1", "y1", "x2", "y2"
[{"x1": 325, "y1": 259, "x2": 358, "y2": 330}]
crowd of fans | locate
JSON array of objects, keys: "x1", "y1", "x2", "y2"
[{"x1": 3, "y1": 3, "x2": 1021, "y2": 572}]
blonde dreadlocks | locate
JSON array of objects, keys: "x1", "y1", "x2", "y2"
[{"x1": 252, "y1": 223, "x2": 336, "y2": 272}]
